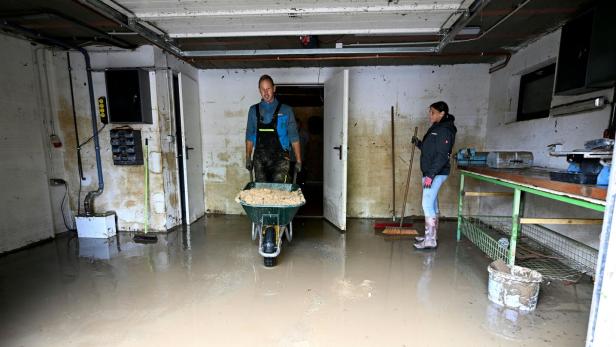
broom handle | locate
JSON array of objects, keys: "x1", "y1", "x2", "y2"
[
  {"x1": 144, "y1": 138, "x2": 149, "y2": 234},
  {"x1": 391, "y1": 106, "x2": 396, "y2": 221},
  {"x1": 399, "y1": 127, "x2": 418, "y2": 227}
]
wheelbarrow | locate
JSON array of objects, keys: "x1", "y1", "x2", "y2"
[{"x1": 238, "y1": 182, "x2": 305, "y2": 267}]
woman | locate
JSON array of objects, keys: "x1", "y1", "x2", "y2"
[{"x1": 411, "y1": 101, "x2": 457, "y2": 249}]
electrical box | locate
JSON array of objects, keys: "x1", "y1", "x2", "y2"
[
  {"x1": 110, "y1": 128, "x2": 143, "y2": 165},
  {"x1": 104, "y1": 69, "x2": 152, "y2": 124},
  {"x1": 555, "y1": 1, "x2": 616, "y2": 95},
  {"x1": 76, "y1": 212, "x2": 117, "y2": 239},
  {"x1": 554, "y1": 9, "x2": 595, "y2": 95},
  {"x1": 586, "y1": 0, "x2": 616, "y2": 88}
]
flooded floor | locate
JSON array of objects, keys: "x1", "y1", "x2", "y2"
[{"x1": 0, "y1": 216, "x2": 592, "y2": 346}]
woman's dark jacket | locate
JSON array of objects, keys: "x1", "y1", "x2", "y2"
[{"x1": 416, "y1": 114, "x2": 457, "y2": 179}]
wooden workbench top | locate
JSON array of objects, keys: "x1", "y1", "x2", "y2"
[{"x1": 461, "y1": 167, "x2": 607, "y2": 203}]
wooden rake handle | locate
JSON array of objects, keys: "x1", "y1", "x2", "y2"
[{"x1": 398, "y1": 127, "x2": 418, "y2": 228}]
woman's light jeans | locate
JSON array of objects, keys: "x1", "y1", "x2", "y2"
[{"x1": 422, "y1": 175, "x2": 448, "y2": 217}]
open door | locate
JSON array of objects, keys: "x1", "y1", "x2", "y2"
[
  {"x1": 323, "y1": 70, "x2": 349, "y2": 230},
  {"x1": 178, "y1": 73, "x2": 205, "y2": 223}
]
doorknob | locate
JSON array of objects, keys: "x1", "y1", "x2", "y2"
[
  {"x1": 185, "y1": 146, "x2": 194, "y2": 160},
  {"x1": 333, "y1": 145, "x2": 342, "y2": 160}
]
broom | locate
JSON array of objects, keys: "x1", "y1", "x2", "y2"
[{"x1": 383, "y1": 127, "x2": 419, "y2": 236}]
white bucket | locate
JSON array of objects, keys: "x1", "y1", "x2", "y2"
[{"x1": 487, "y1": 260, "x2": 543, "y2": 311}]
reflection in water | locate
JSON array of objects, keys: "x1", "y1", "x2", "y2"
[
  {"x1": 78, "y1": 236, "x2": 120, "y2": 260},
  {"x1": 416, "y1": 250, "x2": 436, "y2": 307},
  {"x1": 484, "y1": 303, "x2": 536, "y2": 341}
]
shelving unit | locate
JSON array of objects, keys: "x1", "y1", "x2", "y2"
[{"x1": 457, "y1": 168, "x2": 605, "y2": 282}]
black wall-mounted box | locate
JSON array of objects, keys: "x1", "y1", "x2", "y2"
[
  {"x1": 105, "y1": 69, "x2": 152, "y2": 124},
  {"x1": 110, "y1": 128, "x2": 143, "y2": 165},
  {"x1": 586, "y1": 0, "x2": 616, "y2": 89},
  {"x1": 555, "y1": 1, "x2": 616, "y2": 95}
]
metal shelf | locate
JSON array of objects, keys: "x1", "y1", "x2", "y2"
[{"x1": 460, "y1": 215, "x2": 597, "y2": 282}]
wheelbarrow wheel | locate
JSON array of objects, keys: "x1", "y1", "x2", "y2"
[{"x1": 264, "y1": 256, "x2": 277, "y2": 267}]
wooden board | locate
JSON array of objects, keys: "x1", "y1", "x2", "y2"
[{"x1": 464, "y1": 167, "x2": 607, "y2": 202}]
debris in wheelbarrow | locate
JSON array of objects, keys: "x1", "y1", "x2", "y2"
[
  {"x1": 238, "y1": 182, "x2": 305, "y2": 267},
  {"x1": 235, "y1": 188, "x2": 305, "y2": 205}
]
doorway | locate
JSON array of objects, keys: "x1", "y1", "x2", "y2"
[
  {"x1": 173, "y1": 74, "x2": 187, "y2": 225},
  {"x1": 276, "y1": 85, "x2": 324, "y2": 217}
]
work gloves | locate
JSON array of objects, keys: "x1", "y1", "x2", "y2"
[
  {"x1": 246, "y1": 158, "x2": 253, "y2": 171},
  {"x1": 411, "y1": 136, "x2": 422, "y2": 147},
  {"x1": 295, "y1": 162, "x2": 302, "y2": 173},
  {"x1": 423, "y1": 176, "x2": 433, "y2": 189}
]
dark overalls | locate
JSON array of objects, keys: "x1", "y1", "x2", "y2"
[{"x1": 253, "y1": 103, "x2": 291, "y2": 183}]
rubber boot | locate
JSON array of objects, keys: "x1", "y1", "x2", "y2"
[
  {"x1": 263, "y1": 227, "x2": 276, "y2": 254},
  {"x1": 415, "y1": 215, "x2": 439, "y2": 242},
  {"x1": 414, "y1": 217, "x2": 438, "y2": 249}
]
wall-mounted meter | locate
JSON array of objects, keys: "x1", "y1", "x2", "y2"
[{"x1": 97, "y1": 96, "x2": 108, "y2": 124}]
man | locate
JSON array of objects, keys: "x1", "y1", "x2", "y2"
[{"x1": 245, "y1": 75, "x2": 302, "y2": 183}]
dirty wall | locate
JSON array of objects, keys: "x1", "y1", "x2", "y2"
[
  {"x1": 0, "y1": 34, "x2": 56, "y2": 252},
  {"x1": 200, "y1": 65, "x2": 490, "y2": 218},
  {"x1": 51, "y1": 47, "x2": 197, "y2": 232},
  {"x1": 485, "y1": 30, "x2": 612, "y2": 249}
]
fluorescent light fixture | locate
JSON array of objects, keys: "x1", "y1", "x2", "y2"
[
  {"x1": 550, "y1": 96, "x2": 608, "y2": 117},
  {"x1": 458, "y1": 26, "x2": 481, "y2": 35}
]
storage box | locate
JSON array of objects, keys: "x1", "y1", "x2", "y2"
[
  {"x1": 487, "y1": 151, "x2": 533, "y2": 169},
  {"x1": 76, "y1": 212, "x2": 117, "y2": 239}
]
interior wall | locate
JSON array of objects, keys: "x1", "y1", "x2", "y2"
[
  {"x1": 50, "y1": 46, "x2": 193, "y2": 232},
  {"x1": 0, "y1": 34, "x2": 56, "y2": 252},
  {"x1": 485, "y1": 30, "x2": 613, "y2": 248},
  {"x1": 200, "y1": 65, "x2": 491, "y2": 218}
]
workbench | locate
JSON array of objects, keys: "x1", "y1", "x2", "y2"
[{"x1": 457, "y1": 167, "x2": 605, "y2": 281}]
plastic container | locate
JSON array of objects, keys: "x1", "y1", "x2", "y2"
[
  {"x1": 487, "y1": 260, "x2": 542, "y2": 311},
  {"x1": 486, "y1": 151, "x2": 533, "y2": 169}
]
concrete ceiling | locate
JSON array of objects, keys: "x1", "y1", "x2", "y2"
[
  {"x1": 116, "y1": 0, "x2": 472, "y2": 38},
  {"x1": 0, "y1": 0, "x2": 598, "y2": 69}
]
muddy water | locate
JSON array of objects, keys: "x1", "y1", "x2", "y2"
[{"x1": 0, "y1": 217, "x2": 591, "y2": 346}]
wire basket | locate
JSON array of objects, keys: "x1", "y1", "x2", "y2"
[{"x1": 460, "y1": 215, "x2": 598, "y2": 282}]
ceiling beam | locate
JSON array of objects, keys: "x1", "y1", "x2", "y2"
[
  {"x1": 436, "y1": 0, "x2": 492, "y2": 52},
  {"x1": 181, "y1": 46, "x2": 436, "y2": 58},
  {"x1": 74, "y1": 0, "x2": 183, "y2": 57},
  {"x1": 169, "y1": 28, "x2": 444, "y2": 39},
  {"x1": 136, "y1": 4, "x2": 465, "y2": 20}
]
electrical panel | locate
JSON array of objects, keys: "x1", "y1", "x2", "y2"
[
  {"x1": 554, "y1": 9, "x2": 595, "y2": 95},
  {"x1": 110, "y1": 128, "x2": 143, "y2": 165},
  {"x1": 555, "y1": 1, "x2": 616, "y2": 95},
  {"x1": 105, "y1": 69, "x2": 152, "y2": 124}
]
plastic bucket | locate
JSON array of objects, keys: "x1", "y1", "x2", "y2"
[{"x1": 487, "y1": 260, "x2": 542, "y2": 311}]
